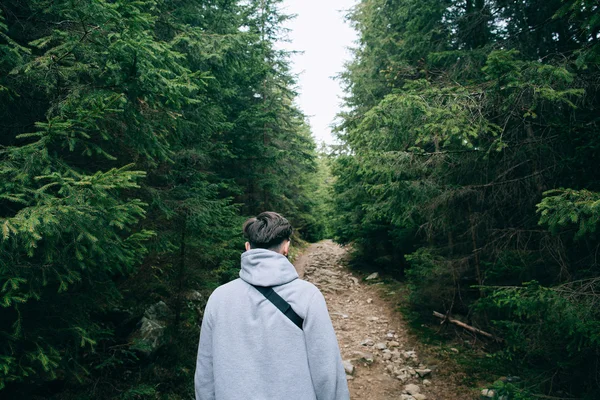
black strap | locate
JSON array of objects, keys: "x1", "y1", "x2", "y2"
[{"x1": 251, "y1": 285, "x2": 304, "y2": 330}]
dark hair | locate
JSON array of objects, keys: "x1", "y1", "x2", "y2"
[{"x1": 243, "y1": 211, "x2": 293, "y2": 250}]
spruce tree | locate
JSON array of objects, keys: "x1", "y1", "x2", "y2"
[
  {"x1": 332, "y1": 0, "x2": 600, "y2": 396},
  {"x1": 1, "y1": 0, "x2": 326, "y2": 397}
]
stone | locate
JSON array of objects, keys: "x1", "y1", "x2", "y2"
[
  {"x1": 415, "y1": 368, "x2": 432, "y2": 377},
  {"x1": 400, "y1": 395, "x2": 415, "y2": 400},
  {"x1": 481, "y1": 389, "x2": 496, "y2": 398},
  {"x1": 388, "y1": 340, "x2": 400, "y2": 347},
  {"x1": 450, "y1": 347, "x2": 459, "y2": 354},
  {"x1": 132, "y1": 301, "x2": 174, "y2": 355},
  {"x1": 422, "y1": 379, "x2": 431, "y2": 386},
  {"x1": 375, "y1": 342, "x2": 387, "y2": 350},
  {"x1": 366, "y1": 298, "x2": 373, "y2": 304},
  {"x1": 342, "y1": 360, "x2": 354, "y2": 375},
  {"x1": 186, "y1": 291, "x2": 203, "y2": 302},
  {"x1": 138, "y1": 317, "x2": 165, "y2": 352},
  {"x1": 396, "y1": 368, "x2": 412, "y2": 380},
  {"x1": 403, "y1": 350, "x2": 416, "y2": 359},
  {"x1": 346, "y1": 375, "x2": 354, "y2": 381},
  {"x1": 360, "y1": 338, "x2": 374, "y2": 346},
  {"x1": 382, "y1": 350, "x2": 393, "y2": 360},
  {"x1": 144, "y1": 301, "x2": 172, "y2": 320},
  {"x1": 405, "y1": 384, "x2": 421, "y2": 395},
  {"x1": 353, "y1": 351, "x2": 374, "y2": 363},
  {"x1": 413, "y1": 394, "x2": 427, "y2": 400},
  {"x1": 321, "y1": 269, "x2": 339, "y2": 277},
  {"x1": 365, "y1": 272, "x2": 379, "y2": 280},
  {"x1": 332, "y1": 312, "x2": 349, "y2": 319}
]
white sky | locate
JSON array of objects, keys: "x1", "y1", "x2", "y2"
[{"x1": 277, "y1": 0, "x2": 358, "y2": 146}]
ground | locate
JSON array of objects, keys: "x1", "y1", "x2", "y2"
[{"x1": 293, "y1": 240, "x2": 477, "y2": 400}]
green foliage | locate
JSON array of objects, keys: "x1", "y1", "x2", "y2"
[
  {"x1": 489, "y1": 380, "x2": 535, "y2": 400},
  {"x1": 405, "y1": 248, "x2": 463, "y2": 312},
  {"x1": 538, "y1": 189, "x2": 600, "y2": 238},
  {"x1": 120, "y1": 384, "x2": 157, "y2": 400},
  {"x1": 0, "y1": 0, "x2": 323, "y2": 398},
  {"x1": 477, "y1": 280, "x2": 600, "y2": 397},
  {"x1": 332, "y1": 0, "x2": 600, "y2": 397}
]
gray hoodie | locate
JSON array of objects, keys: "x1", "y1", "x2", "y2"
[{"x1": 194, "y1": 248, "x2": 350, "y2": 400}]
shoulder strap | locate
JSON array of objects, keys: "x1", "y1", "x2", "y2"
[{"x1": 251, "y1": 285, "x2": 304, "y2": 330}]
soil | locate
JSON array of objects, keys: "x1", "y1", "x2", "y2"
[{"x1": 293, "y1": 240, "x2": 477, "y2": 400}]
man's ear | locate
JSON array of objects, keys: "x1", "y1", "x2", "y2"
[
  {"x1": 245, "y1": 242, "x2": 251, "y2": 251},
  {"x1": 282, "y1": 240, "x2": 291, "y2": 256}
]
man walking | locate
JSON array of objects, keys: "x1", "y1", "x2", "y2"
[{"x1": 195, "y1": 211, "x2": 350, "y2": 400}]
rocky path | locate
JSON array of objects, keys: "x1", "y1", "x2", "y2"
[{"x1": 294, "y1": 240, "x2": 472, "y2": 400}]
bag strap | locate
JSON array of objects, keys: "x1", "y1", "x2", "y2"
[{"x1": 251, "y1": 285, "x2": 304, "y2": 330}]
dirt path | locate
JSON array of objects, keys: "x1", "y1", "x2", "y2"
[{"x1": 293, "y1": 240, "x2": 474, "y2": 400}]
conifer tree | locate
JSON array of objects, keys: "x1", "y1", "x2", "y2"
[
  {"x1": 0, "y1": 0, "x2": 196, "y2": 390},
  {"x1": 0, "y1": 0, "x2": 325, "y2": 397},
  {"x1": 332, "y1": 0, "x2": 600, "y2": 396}
]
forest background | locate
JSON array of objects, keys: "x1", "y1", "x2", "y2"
[{"x1": 1, "y1": 0, "x2": 599, "y2": 399}]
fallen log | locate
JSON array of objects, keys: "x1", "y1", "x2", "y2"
[{"x1": 433, "y1": 311, "x2": 503, "y2": 342}]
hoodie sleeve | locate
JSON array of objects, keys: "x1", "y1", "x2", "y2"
[
  {"x1": 195, "y1": 304, "x2": 215, "y2": 400},
  {"x1": 304, "y1": 290, "x2": 350, "y2": 400}
]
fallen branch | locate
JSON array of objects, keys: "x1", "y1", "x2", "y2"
[{"x1": 433, "y1": 311, "x2": 503, "y2": 342}]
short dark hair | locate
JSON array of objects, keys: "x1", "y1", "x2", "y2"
[{"x1": 243, "y1": 211, "x2": 293, "y2": 250}]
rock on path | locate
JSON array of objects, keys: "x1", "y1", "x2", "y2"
[{"x1": 293, "y1": 240, "x2": 441, "y2": 400}]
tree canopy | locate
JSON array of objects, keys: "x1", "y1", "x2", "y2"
[
  {"x1": 0, "y1": 0, "x2": 328, "y2": 397},
  {"x1": 331, "y1": 0, "x2": 600, "y2": 398}
]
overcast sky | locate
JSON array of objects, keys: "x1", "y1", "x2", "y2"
[{"x1": 277, "y1": 0, "x2": 358, "y2": 145}]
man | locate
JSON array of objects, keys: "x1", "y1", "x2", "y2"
[{"x1": 194, "y1": 211, "x2": 350, "y2": 400}]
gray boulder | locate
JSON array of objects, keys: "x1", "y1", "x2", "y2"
[
  {"x1": 132, "y1": 301, "x2": 173, "y2": 355},
  {"x1": 144, "y1": 301, "x2": 173, "y2": 320}
]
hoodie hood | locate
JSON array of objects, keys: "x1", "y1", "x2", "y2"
[{"x1": 239, "y1": 248, "x2": 298, "y2": 287}]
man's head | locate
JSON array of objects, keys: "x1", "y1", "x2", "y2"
[{"x1": 243, "y1": 211, "x2": 293, "y2": 255}]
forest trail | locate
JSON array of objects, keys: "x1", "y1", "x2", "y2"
[{"x1": 293, "y1": 240, "x2": 474, "y2": 400}]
